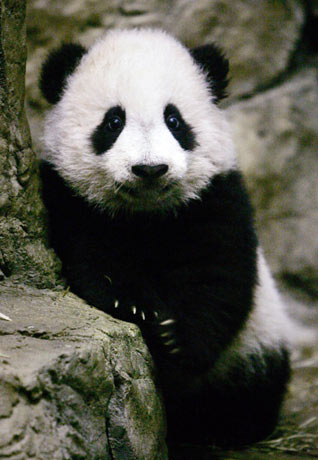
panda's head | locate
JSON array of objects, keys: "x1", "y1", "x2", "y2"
[{"x1": 40, "y1": 28, "x2": 236, "y2": 214}]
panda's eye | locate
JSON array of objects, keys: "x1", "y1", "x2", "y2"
[
  {"x1": 164, "y1": 104, "x2": 196, "y2": 151},
  {"x1": 166, "y1": 114, "x2": 181, "y2": 131},
  {"x1": 107, "y1": 116, "x2": 124, "y2": 132},
  {"x1": 91, "y1": 106, "x2": 126, "y2": 155}
]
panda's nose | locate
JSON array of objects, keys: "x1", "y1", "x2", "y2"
[{"x1": 132, "y1": 164, "x2": 169, "y2": 179}]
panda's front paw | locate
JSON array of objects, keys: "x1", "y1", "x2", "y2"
[{"x1": 111, "y1": 299, "x2": 151, "y2": 324}]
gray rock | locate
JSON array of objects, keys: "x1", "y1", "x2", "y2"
[
  {"x1": 165, "y1": 0, "x2": 304, "y2": 99},
  {"x1": 0, "y1": 282, "x2": 168, "y2": 460},
  {"x1": 227, "y1": 68, "x2": 318, "y2": 299},
  {"x1": 0, "y1": 0, "x2": 61, "y2": 287}
]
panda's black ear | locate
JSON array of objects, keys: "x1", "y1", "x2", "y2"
[
  {"x1": 39, "y1": 43, "x2": 87, "y2": 104},
  {"x1": 190, "y1": 44, "x2": 229, "y2": 103}
]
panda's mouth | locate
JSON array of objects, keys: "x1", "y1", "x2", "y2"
[
  {"x1": 114, "y1": 181, "x2": 176, "y2": 201},
  {"x1": 107, "y1": 179, "x2": 184, "y2": 213}
]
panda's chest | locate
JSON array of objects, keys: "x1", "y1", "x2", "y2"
[
  {"x1": 104, "y1": 219, "x2": 176, "y2": 267},
  {"x1": 101, "y1": 214, "x2": 210, "y2": 273}
]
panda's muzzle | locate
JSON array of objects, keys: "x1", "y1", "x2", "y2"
[
  {"x1": 131, "y1": 164, "x2": 169, "y2": 179},
  {"x1": 117, "y1": 164, "x2": 174, "y2": 201}
]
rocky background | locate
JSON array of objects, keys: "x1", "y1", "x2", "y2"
[{"x1": 1, "y1": 0, "x2": 318, "y2": 459}]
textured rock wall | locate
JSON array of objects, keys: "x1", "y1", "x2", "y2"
[
  {"x1": 25, "y1": 0, "x2": 318, "y2": 302},
  {"x1": 0, "y1": 283, "x2": 167, "y2": 460},
  {"x1": 0, "y1": 0, "x2": 60, "y2": 287},
  {"x1": 227, "y1": 69, "x2": 318, "y2": 299}
]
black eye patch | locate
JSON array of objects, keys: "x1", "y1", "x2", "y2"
[
  {"x1": 91, "y1": 106, "x2": 126, "y2": 155},
  {"x1": 164, "y1": 104, "x2": 196, "y2": 151}
]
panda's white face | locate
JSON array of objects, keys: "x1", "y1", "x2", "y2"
[{"x1": 43, "y1": 29, "x2": 236, "y2": 214}]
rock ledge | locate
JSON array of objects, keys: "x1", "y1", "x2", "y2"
[{"x1": 0, "y1": 282, "x2": 167, "y2": 460}]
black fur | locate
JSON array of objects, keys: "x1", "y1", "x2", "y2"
[
  {"x1": 40, "y1": 43, "x2": 87, "y2": 104},
  {"x1": 164, "y1": 104, "x2": 197, "y2": 151},
  {"x1": 39, "y1": 161, "x2": 289, "y2": 445},
  {"x1": 190, "y1": 44, "x2": 229, "y2": 103},
  {"x1": 91, "y1": 106, "x2": 126, "y2": 155}
]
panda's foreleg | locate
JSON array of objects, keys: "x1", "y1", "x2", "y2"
[{"x1": 148, "y1": 262, "x2": 255, "y2": 375}]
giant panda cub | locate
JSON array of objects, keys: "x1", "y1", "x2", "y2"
[{"x1": 39, "y1": 28, "x2": 290, "y2": 446}]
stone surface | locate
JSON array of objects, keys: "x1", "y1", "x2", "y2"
[
  {"x1": 0, "y1": 0, "x2": 60, "y2": 287},
  {"x1": 0, "y1": 282, "x2": 167, "y2": 460},
  {"x1": 165, "y1": 0, "x2": 304, "y2": 98},
  {"x1": 227, "y1": 68, "x2": 318, "y2": 299}
]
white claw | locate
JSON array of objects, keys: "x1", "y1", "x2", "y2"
[
  {"x1": 170, "y1": 347, "x2": 181, "y2": 355},
  {"x1": 0, "y1": 312, "x2": 12, "y2": 321},
  {"x1": 104, "y1": 274, "x2": 112, "y2": 285},
  {"x1": 160, "y1": 319, "x2": 175, "y2": 326},
  {"x1": 141, "y1": 311, "x2": 146, "y2": 321},
  {"x1": 132, "y1": 306, "x2": 137, "y2": 315},
  {"x1": 164, "y1": 339, "x2": 175, "y2": 346},
  {"x1": 154, "y1": 311, "x2": 159, "y2": 318},
  {"x1": 114, "y1": 300, "x2": 119, "y2": 309}
]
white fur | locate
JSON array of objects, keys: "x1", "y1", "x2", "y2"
[
  {"x1": 42, "y1": 28, "x2": 236, "y2": 213},
  {"x1": 235, "y1": 249, "x2": 289, "y2": 353}
]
